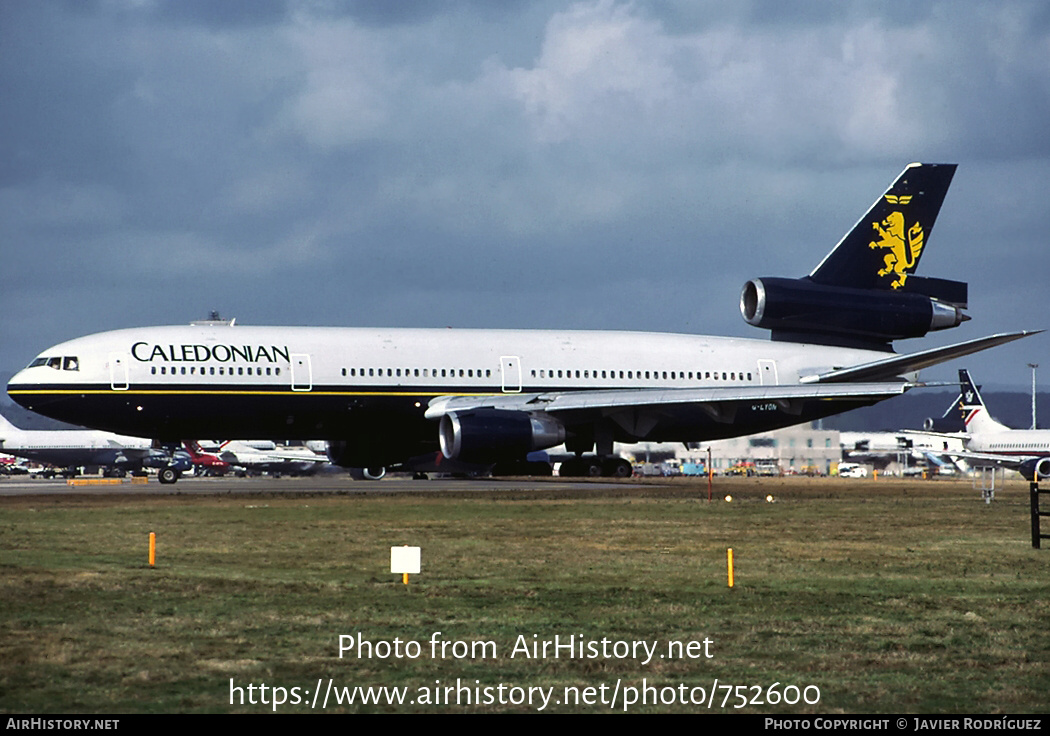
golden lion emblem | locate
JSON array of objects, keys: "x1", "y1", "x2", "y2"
[{"x1": 869, "y1": 210, "x2": 924, "y2": 289}]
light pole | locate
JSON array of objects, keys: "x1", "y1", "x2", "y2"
[{"x1": 1028, "y1": 363, "x2": 1039, "y2": 430}]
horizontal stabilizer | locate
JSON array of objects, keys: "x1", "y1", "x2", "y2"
[{"x1": 799, "y1": 330, "x2": 1041, "y2": 384}]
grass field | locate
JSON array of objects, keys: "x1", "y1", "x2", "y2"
[{"x1": 1, "y1": 476, "x2": 1048, "y2": 713}]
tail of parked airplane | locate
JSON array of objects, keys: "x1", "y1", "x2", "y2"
[
  {"x1": 741, "y1": 163, "x2": 969, "y2": 350},
  {"x1": 957, "y1": 369, "x2": 1011, "y2": 434}
]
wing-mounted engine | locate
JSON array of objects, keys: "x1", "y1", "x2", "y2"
[
  {"x1": 1019, "y1": 457, "x2": 1050, "y2": 481},
  {"x1": 439, "y1": 409, "x2": 565, "y2": 464},
  {"x1": 741, "y1": 276, "x2": 968, "y2": 350}
]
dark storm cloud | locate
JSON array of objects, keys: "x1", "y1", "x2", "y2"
[{"x1": 1, "y1": 0, "x2": 1047, "y2": 390}]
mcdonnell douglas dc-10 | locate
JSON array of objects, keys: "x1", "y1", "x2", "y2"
[{"x1": 7, "y1": 164, "x2": 1037, "y2": 482}]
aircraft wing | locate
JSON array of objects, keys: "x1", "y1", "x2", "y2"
[
  {"x1": 425, "y1": 382, "x2": 911, "y2": 420},
  {"x1": 799, "y1": 331, "x2": 1039, "y2": 384},
  {"x1": 941, "y1": 450, "x2": 1050, "y2": 481},
  {"x1": 944, "y1": 450, "x2": 1038, "y2": 467}
]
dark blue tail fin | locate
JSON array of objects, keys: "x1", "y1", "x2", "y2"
[{"x1": 809, "y1": 162, "x2": 957, "y2": 292}]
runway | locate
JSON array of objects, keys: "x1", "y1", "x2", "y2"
[{"x1": 0, "y1": 473, "x2": 677, "y2": 498}]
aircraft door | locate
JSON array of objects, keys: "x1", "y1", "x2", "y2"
[
  {"x1": 291, "y1": 354, "x2": 313, "y2": 391},
  {"x1": 758, "y1": 359, "x2": 778, "y2": 386},
  {"x1": 500, "y1": 356, "x2": 522, "y2": 393},
  {"x1": 109, "y1": 352, "x2": 129, "y2": 391}
]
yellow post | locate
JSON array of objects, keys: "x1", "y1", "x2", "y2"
[
  {"x1": 149, "y1": 532, "x2": 156, "y2": 567},
  {"x1": 727, "y1": 548, "x2": 734, "y2": 588},
  {"x1": 402, "y1": 573, "x2": 409, "y2": 585}
]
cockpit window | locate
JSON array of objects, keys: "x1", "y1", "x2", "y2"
[{"x1": 28, "y1": 356, "x2": 79, "y2": 371}]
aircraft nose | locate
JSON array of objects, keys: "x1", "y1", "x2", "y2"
[
  {"x1": 7, "y1": 366, "x2": 46, "y2": 413},
  {"x1": 8, "y1": 369, "x2": 28, "y2": 393}
]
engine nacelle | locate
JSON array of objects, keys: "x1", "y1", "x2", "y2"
[
  {"x1": 439, "y1": 409, "x2": 566, "y2": 464},
  {"x1": 1019, "y1": 456, "x2": 1050, "y2": 481},
  {"x1": 741, "y1": 277, "x2": 967, "y2": 348}
]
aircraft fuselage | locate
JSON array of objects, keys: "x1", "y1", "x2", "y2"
[{"x1": 7, "y1": 324, "x2": 896, "y2": 464}]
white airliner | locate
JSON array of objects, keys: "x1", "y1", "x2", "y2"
[
  {"x1": 209, "y1": 440, "x2": 330, "y2": 476},
  {"x1": 5, "y1": 164, "x2": 1037, "y2": 482},
  {"x1": 0, "y1": 412, "x2": 180, "y2": 476},
  {"x1": 949, "y1": 369, "x2": 1050, "y2": 480}
]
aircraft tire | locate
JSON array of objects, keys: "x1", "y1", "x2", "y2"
[
  {"x1": 558, "y1": 459, "x2": 580, "y2": 477},
  {"x1": 350, "y1": 467, "x2": 387, "y2": 481},
  {"x1": 158, "y1": 467, "x2": 181, "y2": 484},
  {"x1": 603, "y1": 458, "x2": 633, "y2": 478}
]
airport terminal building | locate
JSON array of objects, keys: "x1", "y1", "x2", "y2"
[{"x1": 623, "y1": 422, "x2": 841, "y2": 476}]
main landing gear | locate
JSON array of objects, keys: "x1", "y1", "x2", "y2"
[
  {"x1": 558, "y1": 456, "x2": 633, "y2": 478},
  {"x1": 158, "y1": 467, "x2": 181, "y2": 484}
]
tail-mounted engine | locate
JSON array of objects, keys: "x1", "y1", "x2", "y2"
[{"x1": 741, "y1": 276, "x2": 968, "y2": 350}]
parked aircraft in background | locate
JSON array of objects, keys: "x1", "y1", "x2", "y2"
[
  {"x1": 950, "y1": 369, "x2": 1050, "y2": 480},
  {"x1": 0, "y1": 412, "x2": 186, "y2": 477},
  {"x1": 182, "y1": 440, "x2": 232, "y2": 477},
  {"x1": 208, "y1": 440, "x2": 330, "y2": 476},
  {"x1": 840, "y1": 429, "x2": 966, "y2": 471},
  {"x1": 6, "y1": 164, "x2": 1037, "y2": 482}
]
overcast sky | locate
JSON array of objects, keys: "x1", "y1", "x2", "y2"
[{"x1": 2, "y1": 0, "x2": 1047, "y2": 391}]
